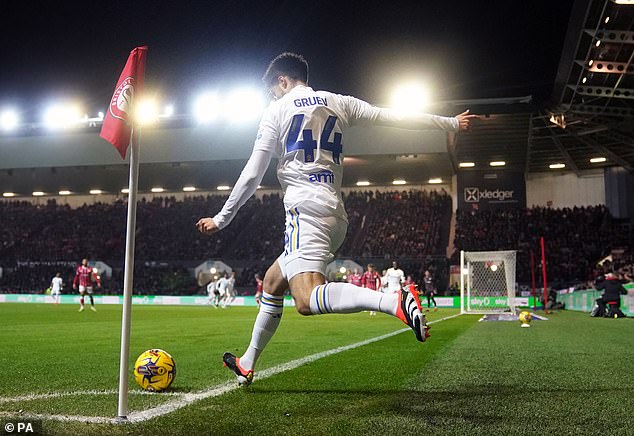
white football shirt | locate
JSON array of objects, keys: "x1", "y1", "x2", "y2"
[
  {"x1": 216, "y1": 277, "x2": 229, "y2": 295},
  {"x1": 385, "y1": 268, "x2": 405, "y2": 292},
  {"x1": 51, "y1": 277, "x2": 63, "y2": 292},
  {"x1": 212, "y1": 85, "x2": 459, "y2": 229}
]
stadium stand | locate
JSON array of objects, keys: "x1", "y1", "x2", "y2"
[
  {"x1": 1, "y1": 192, "x2": 631, "y2": 295},
  {"x1": 453, "y1": 205, "x2": 630, "y2": 289}
]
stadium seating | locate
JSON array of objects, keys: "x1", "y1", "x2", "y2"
[
  {"x1": 453, "y1": 205, "x2": 629, "y2": 289},
  {"x1": 1, "y1": 195, "x2": 630, "y2": 295}
]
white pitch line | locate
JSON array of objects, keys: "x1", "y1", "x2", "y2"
[
  {"x1": 0, "y1": 389, "x2": 182, "y2": 405},
  {"x1": 0, "y1": 313, "x2": 462, "y2": 425}
]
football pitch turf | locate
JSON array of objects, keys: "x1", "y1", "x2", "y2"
[{"x1": 1, "y1": 304, "x2": 632, "y2": 435}]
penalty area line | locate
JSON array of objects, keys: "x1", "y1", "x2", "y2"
[{"x1": 0, "y1": 312, "x2": 462, "y2": 424}]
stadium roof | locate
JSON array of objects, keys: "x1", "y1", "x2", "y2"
[
  {"x1": 3, "y1": 0, "x2": 634, "y2": 197},
  {"x1": 532, "y1": 0, "x2": 634, "y2": 174}
]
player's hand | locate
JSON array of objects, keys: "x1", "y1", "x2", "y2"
[
  {"x1": 455, "y1": 109, "x2": 480, "y2": 132},
  {"x1": 196, "y1": 217, "x2": 219, "y2": 235}
]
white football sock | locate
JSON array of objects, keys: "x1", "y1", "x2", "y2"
[
  {"x1": 309, "y1": 283, "x2": 398, "y2": 316},
  {"x1": 239, "y1": 292, "x2": 284, "y2": 371}
]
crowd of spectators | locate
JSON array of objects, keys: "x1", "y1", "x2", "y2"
[
  {"x1": 344, "y1": 189, "x2": 452, "y2": 258},
  {"x1": 3, "y1": 194, "x2": 629, "y2": 295},
  {"x1": 453, "y1": 205, "x2": 629, "y2": 288},
  {"x1": 0, "y1": 190, "x2": 450, "y2": 294}
]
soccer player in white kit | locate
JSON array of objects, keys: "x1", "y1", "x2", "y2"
[
  {"x1": 216, "y1": 273, "x2": 232, "y2": 308},
  {"x1": 385, "y1": 261, "x2": 405, "y2": 293},
  {"x1": 50, "y1": 272, "x2": 63, "y2": 304},
  {"x1": 222, "y1": 271, "x2": 237, "y2": 308},
  {"x1": 207, "y1": 276, "x2": 219, "y2": 307},
  {"x1": 196, "y1": 52, "x2": 477, "y2": 385}
]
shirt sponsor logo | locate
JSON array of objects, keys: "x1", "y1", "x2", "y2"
[
  {"x1": 294, "y1": 96, "x2": 328, "y2": 108},
  {"x1": 464, "y1": 187, "x2": 515, "y2": 203},
  {"x1": 308, "y1": 170, "x2": 334, "y2": 184}
]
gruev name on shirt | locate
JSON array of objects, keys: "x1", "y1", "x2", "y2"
[{"x1": 293, "y1": 96, "x2": 328, "y2": 108}]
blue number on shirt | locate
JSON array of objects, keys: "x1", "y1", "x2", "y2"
[
  {"x1": 285, "y1": 114, "x2": 343, "y2": 164},
  {"x1": 321, "y1": 116, "x2": 343, "y2": 164}
]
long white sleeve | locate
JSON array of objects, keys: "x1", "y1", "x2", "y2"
[
  {"x1": 211, "y1": 149, "x2": 273, "y2": 230},
  {"x1": 342, "y1": 95, "x2": 459, "y2": 132}
]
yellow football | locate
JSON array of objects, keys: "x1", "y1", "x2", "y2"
[{"x1": 133, "y1": 349, "x2": 176, "y2": 392}]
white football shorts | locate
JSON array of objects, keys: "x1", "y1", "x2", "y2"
[
  {"x1": 277, "y1": 202, "x2": 347, "y2": 280},
  {"x1": 78, "y1": 285, "x2": 93, "y2": 294},
  {"x1": 50, "y1": 288, "x2": 61, "y2": 296}
]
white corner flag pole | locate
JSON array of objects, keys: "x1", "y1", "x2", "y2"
[{"x1": 117, "y1": 130, "x2": 141, "y2": 421}]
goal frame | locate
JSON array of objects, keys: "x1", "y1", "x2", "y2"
[{"x1": 460, "y1": 250, "x2": 517, "y2": 315}]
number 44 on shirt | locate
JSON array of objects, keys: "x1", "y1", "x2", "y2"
[{"x1": 285, "y1": 114, "x2": 342, "y2": 164}]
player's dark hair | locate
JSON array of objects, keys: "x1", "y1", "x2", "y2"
[{"x1": 262, "y1": 52, "x2": 309, "y2": 87}]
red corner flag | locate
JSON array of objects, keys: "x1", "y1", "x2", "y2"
[{"x1": 100, "y1": 46, "x2": 148, "y2": 159}]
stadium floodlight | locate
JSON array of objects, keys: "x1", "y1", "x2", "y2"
[
  {"x1": 121, "y1": 188, "x2": 130, "y2": 194},
  {"x1": 135, "y1": 98, "x2": 159, "y2": 125},
  {"x1": 3, "y1": 192, "x2": 15, "y2": 197},
  {"x1": 490, "y1": 161, "x2": 506, "y2": 167},
  {"x1": 193, "y1": 92, "x2": 221, "y2": 123},
  {"x1": 217, "y1": 185, "x2": 231, "y2": 191},
  {"x1": 210, "y1": 267, "x2": 217, "y2": 274},
  {"x1": 590, "y1": 157, "x2": 606, "y2": 163},
  {"x1": 223, "y1": 88, "x2": 265, "y2": 122},
  {"x1": 459, "y1": 162, "x2": 475, "y2": 168},
  {"x1": 44, "y1": 103, "x2": 82, "y2": 129},
  {"x1": 0, "y1": 109, "x2": 19, "y2": 131},
  {"x1": 611, "y1": 0, "x2": 634, "y2": 3},
  {"x1": 392, "y1": 179, "x2": 407, "y2": 185},
  {"x1": 428, "y1": 178, "x2": 442, "y2": 184},
  {"x1": 356, "y1": 180, "x2": 371, "y2": 186},
  {"x1": 151, "y1": 187, "x2": 165, "y2": 193},
  {"x1": 182, "y1": 186, "x2": 196, "y2": 192},
  {"x1": 58, "y1": 190, "x2": 71, "y2": 195},
  {"x1": 549, "y1": 163, "x2": 566, "y2": 169},
  {"x1": 89, "y1": 189, "x2": 103, "y2": 195},
  {"x1": 390, "y1": 82, "x2": 429, "y2": 113},
  {"x1": 98, "y1": 111, "x2": 104, "y2": 120},
  {"x1": 32, "y1": 191, "x2": 45, "y2": 197},
  {"x1": 163, "y1": 104, "x2": 174, "y2": 117},
  {"x1": 339, "y1": 266, "x2": 347, "y2": 274}
]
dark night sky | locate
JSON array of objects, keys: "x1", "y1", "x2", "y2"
[{"x1": 0, "y1": 0, "x2": 575, "y2": 119}]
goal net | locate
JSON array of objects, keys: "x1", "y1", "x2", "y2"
[{"x1": 460, "y1": 250, "x2": 517, "y2": 314}]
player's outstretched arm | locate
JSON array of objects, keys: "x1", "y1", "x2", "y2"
[
  {"x1": 196, "y1": 149, "x2": 273, "y2": 235},
  {"x1": 454, "y1": 109, "x2": 479, "y2": 132},
  {"x1": 343, "y1": 95, "x2": 479, "y2": 132}
]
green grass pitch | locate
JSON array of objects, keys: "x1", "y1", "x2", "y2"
[{"x1": 1, "y1": 304, "x2": 633, "y2": 435}]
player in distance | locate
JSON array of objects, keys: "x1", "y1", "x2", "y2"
[
  {"x1": 384, "y1": 261, "x2": 405, "y2": 294},
  {"x1": 346, "y1": 268, "x2": 363, "y2": 287},
  {"x1": 73, "y1": 259, "x2": 101, "y2": 312},
  {"x1": 361, "y1": 263, "x2": 382, "y2": 316},
  {"x1": 254, "y1": 273, "x2": 264, "y2": 307},
  {"x1": 197, "y1": 52, "x2": 478, "y2": 385},
  {"x1": 50, "y1": 272, "x2": 63, "y2": 305}
]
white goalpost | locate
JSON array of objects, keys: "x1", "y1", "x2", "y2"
[{"x1": 460, "y1": 250, "x2": 517, "y2": 314}]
